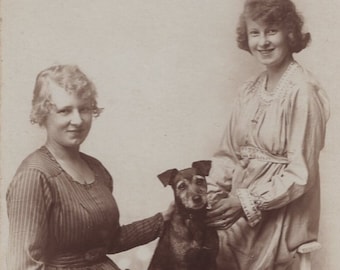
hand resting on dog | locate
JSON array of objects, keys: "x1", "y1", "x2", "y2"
[{"x1": 206, "y1": 194, "x2": 244, "y2": 230}]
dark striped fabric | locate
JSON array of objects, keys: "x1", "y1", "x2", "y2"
[{"x1": 6, "y1": 146, "x2": 164, "y2": 270}]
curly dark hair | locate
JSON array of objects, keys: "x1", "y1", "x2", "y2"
[
  {"x1": 30, "y1": 65, "x2": 103, "y2": 126},
  {"x1": 236, "y1": 0, "x2": 311, "y2": 53}
]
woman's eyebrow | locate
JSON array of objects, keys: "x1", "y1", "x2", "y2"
[{"x1": 55, "y1": 105, "x2": 73, "y2": 111}]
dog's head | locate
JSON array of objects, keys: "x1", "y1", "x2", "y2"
[{"x1": 158, "y1": 160, "x2": 211, "y2": 210}]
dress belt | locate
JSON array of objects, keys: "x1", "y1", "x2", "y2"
[
  {"x1": 46, "y1": 247, "x2": 107, "y2": 268},
  {"x1": 239, "y1": 146, "x2": 289, "y2": 164}
]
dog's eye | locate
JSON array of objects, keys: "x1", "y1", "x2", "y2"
[
  {"x1": 177, "y1": 183, "x2": 186, "y2": 190},
  {"x1": 195, "y1": 177, "x2": 205, "y2": 185}
]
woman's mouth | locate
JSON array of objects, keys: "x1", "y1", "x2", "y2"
[
  {"x1": 258, "y1": 48, "x2": 275, "y2": 56},
  {"x1": 67, "y1": 129, "x2": 83, "y2": 134}
]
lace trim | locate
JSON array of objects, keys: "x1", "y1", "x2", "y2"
[
  {"x1": 237, "y1": 189, "x2": 262, "y2": 227},
  {"x1": 259, "y1": 61, "x2": 298, "y2": 104}
]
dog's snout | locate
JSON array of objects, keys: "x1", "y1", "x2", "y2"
[{"x1": 192, "y1": 195, "x2": 203, "y2": 204}]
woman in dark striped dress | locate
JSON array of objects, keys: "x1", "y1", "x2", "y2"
[{"x1": 6, "y1": 65, "x2": 174, "y2": 270}]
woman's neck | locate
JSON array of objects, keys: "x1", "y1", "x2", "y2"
[
  {"x1": 45, "y1": 141, "x2": 81, "y2": 162},
  {"x1": 265, "y1": 56, "x2": 294, "y2": 92},
  {"x1": 45, "y1": 141, "x2": 94, "y2": 185}
]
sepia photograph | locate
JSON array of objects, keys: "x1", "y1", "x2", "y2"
[{"x1": 1, "y1": 1, "x2": 339, "y2": 269}]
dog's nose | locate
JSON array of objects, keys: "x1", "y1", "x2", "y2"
[{"x1": 192, "y1": 195, "x2": 202, "y2": 204}]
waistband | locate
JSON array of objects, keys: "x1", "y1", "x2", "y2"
[
  {"x1": 239, "y1": 146, "x2": 289, "y2": 164},
  {"x1": 46, "y1": 247, "x2": 107, "y2": 268}
]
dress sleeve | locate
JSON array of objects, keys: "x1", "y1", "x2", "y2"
[
  {"x1": 6, "y1": 168, "x2": 52, "y2": 270},
  {"x1": 109, "y1": 213, "x2": 164, "y2": 253},
  {"x1": 207, "y1": 85, "x2": 245, "y2": 193},
  {"x1": 239, "y1": 83, "x2": 329, "y2": 214},
  {"x1": 207, "y1": 118, "x2": 237, "y2": 193}
]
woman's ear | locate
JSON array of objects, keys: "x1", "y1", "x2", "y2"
[
  {"x1": 287, "y1": 32, "x2": 296, "y2": 50},
  {"x1": 288, "y1": 32, "x2": 294, "y2": 42}
]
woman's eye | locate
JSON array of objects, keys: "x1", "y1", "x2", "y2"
[
  {"x1": 268, "y1": 29, "x2": 278, "y2": 35},
  {"x1": 248, "y1": 31, "x2": 259, "y2": 37},
  {"x1": 57, "y1": 108, "x2": 71, "y2": 115},
  {"x1": 80, "y1": 107, "x2": 92, "y2": 114}
]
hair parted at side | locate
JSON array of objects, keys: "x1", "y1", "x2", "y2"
[
  {"x1": 236, "y1": 0, "x2": 311, "y2": 53},
  {"x1": 30, "y1": 65, "x2": 103, "y2": 126}
]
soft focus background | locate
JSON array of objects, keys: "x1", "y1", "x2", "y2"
[{"x1": 1, "y1": 1, "x2": 339, "y2": 269}]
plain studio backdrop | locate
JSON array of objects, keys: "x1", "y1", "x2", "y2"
[{"x1": 1, "y1": 1, "x2": 339, "y2": 269}]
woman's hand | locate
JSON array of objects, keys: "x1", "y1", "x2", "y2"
[
  {"x1": 206, "y1": 194, "x2": 243, "y2": 229},
  {"x1": 161, "y1": 201, "x2": 175, "y2": 221}
]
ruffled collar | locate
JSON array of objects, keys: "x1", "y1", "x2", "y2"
[{"x1": 258, "y1": 61, "x2": 299, "y2": 104}]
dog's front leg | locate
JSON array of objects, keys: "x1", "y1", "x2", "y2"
[{"x1": 148, "y1": 228, "x2": 174, "y2": 270}]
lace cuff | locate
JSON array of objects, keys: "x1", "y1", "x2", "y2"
[{"x1": 237, "y1": 188, "x2": 262, "y2": 227}]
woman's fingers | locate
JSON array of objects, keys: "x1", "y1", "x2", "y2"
[
  {"x1": 206, "y1": 198, "x2": 244, "y2": 226},
  {"x1": 206, "y1": 198, "x2": 230, "y2": 217},
  {"x1": 206, "y1": 207, "x2": 225, "y2": 218},
  {"x1": 206, "y1": 217, "x2": 234, "y2": 229},
  {"x1": 206, "y1": 208, "x2": 233, "y2": 224},
  {"x1": 162, "y1": 201, "x2": 175, "y2": 221}
]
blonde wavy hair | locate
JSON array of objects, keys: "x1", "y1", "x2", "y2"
[{"x1": 30, "y1": 65, "x2": 103, "y2": 126}]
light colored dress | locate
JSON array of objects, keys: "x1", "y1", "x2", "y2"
[
  {"x1": 6, "y1": 146, "x2": 164, "y2": 270},
  {"x1": 208, "y1": 61, "x2": 329, "y2": 270}
]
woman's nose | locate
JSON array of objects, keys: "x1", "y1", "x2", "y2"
[
  {"x1": 258, "y1": 34, "x2": 270, "y2": 47},
  {"x1": 70, "y1": 110, "x2": 82, "y2": 124}
]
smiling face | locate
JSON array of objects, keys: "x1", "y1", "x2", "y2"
[
  {"x1": 246, "y1": 19, "x2": 292, "y2": 70},
  {"x1": 44, "y1": 82, "x2": 93, "y2": 151}
]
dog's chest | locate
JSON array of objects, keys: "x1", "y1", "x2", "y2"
[{"x1": 169, "y1": 219, "x2": 208, "y2": 255}]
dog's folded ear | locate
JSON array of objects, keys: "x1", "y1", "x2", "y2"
[
  {"x1": 158, "y1": 169, "x2": 179, "y2": 187},
  {"x1": 192, "y1": 160, "x2": 212, "y2": 176}
]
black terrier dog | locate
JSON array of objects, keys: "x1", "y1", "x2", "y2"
[{"x1": 148, "y1": 160, "x2": 218, "y2": 270}]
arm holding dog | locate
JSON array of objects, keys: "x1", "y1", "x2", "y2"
[
  {"x1": 207, "y1": 80, "x2": 329, "y2": 228},
  {"x1": 109, "y1": 202, "x2": 174, "y2": 253},
  {"x1": 206, "y1": 194, "x2": 243, "y2": 229}
]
